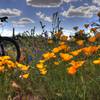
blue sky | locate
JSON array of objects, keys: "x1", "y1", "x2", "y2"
[{"x1": 0, "y1": 0, "x2": 100, "y2": 36}]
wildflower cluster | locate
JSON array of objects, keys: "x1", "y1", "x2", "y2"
[
  {"x1": 0, "y1": 56, "x2": 29, "y2": 79},
  {"x1": 37, "y1": 38, "x2": 100, "y2": 75}
]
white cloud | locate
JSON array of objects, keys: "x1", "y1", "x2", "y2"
[
  {"x1": 83, "y1": 3, "x2": 89, "y2": 6},
  {"x1": 62, "y1": 29, "x2": 74, "y2": 39},
  {"x1": 63, "y1": 29, "x2": 74, "y2": 36},
  {"x1": 63, "y1": 0, "x2": 79, "y2": 3},
  {"x1": 36, "y1": 12, "x2": 52, "y2": 22},
  {"x1": 12, "y1": 17, "x2": 34, "y2": 27},
  {"x1": 26, "y1": 0, "x2": 63, "y2": 7},
  {"x1": 1, "y1": 29, "x2": 13, "y2": 37},
  {"x1": 92, "y1": 0, "x2": 100, "y2": 6},
  {"x1": 26, "y1": 0, "x2": 80, "y2": 8},
  {"x1": 0, "y1": 8, "x2": 22, "y2": 17},
  {"x1": 61, "y1": 5, "x2": 100, "y2": 18}
]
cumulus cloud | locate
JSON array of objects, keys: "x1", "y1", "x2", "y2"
[
  {"x1": 12, "y1": 18, "x2": 34, "y2": 27},
  {"x1": 61, "y1": 5, "x2": 100, "y2": 18},
  {"x1": 36, "y1": 12, "x2": 52, "y2": 22},
  {"x1": 0, "y1": 8, "x2": 22, "y2": 17},
  {"x1": 63, "y1": 0, "x2": 79, "y2": 3},
  {"x1": 92, "y1": 0, "x2": 100, "y2": 6},
  {"x1": 26, "y1": 0, "x2": 80, "y2": 7},
  {"x1": 83, "y1": 3, "x2": 89, "y2": 6},
  {"x1": 63, "y1": 29, "x2": 74, "y2": 35},
  {"x1": 26, "y1": 0, "x2": 63, "y2": 7},
  {"x1": 26, "y1": 0, "x2": 81, "y2": 7},
  {"x1": 1, "y1": 29, "x2": 13, "y2": 37}
]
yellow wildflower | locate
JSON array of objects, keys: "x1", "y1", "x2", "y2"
[
  {"x1": 0, "y1": 62, "x2": 3, "y2": 66},
  {"x1": 21, "y1": 73, "x2": 29, "y2": 79},
  {"x1": 54, "y1": 62, "x2": 59, "y2": 65},
  {"x1": 39, "y1": 60, "x2": 46, "y2": 63},
  {"x1": 20, "y1": 65, "x2": 29, "y2": 71},
  {"x1": 1, "y1": 56, "x2": 11, "y2": 60},
  {"x1": 16, "y1": 62, "x2": 23, "y2": 68},
  {"x1": 5, "y1": 60, "x2": 15, "y2": 68},
  {"x1": 40, "y1": 70, "x2": 47, "y2": 75},
  {"x1": 36, "y1": 63, "x2": 44, "y2": 69},
  {"x1": 93, "y1": 59, "x2": 100, "y2": 64},
  {"x1": 0, "y1": 66, "x2": 4, "y2": 72}
]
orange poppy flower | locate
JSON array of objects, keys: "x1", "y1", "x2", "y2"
[
  {"x1": 58, "y1": 44, "x2": 68, "y2": 51},
  {"x1": 76, "y1": 40, "x2": 84, "y2": 46},
  {"x1": 60, "y1": 53, "x2": 73, "y2": 61},
  {"x1": 42, "y1": 52, "x2": 56, "y2": 60},
  {"x1": 67, "y1": 66, "x2": 77, "y2": 75},
  {"x1": 70, "y1": 49, "x2": 82, "y2": 56},
  {"x1": 82, "y1": 46, "x2": 99, "y2": 56},
  {"x1": 88, "y1": 36, "x2": 96, "y2": 43},
  {"x1": 70, "y1": 60, "x2": 85, "y2": 69},
  {"x1": 52, "y1": 47, "x2": 61, "y2": 53}
]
